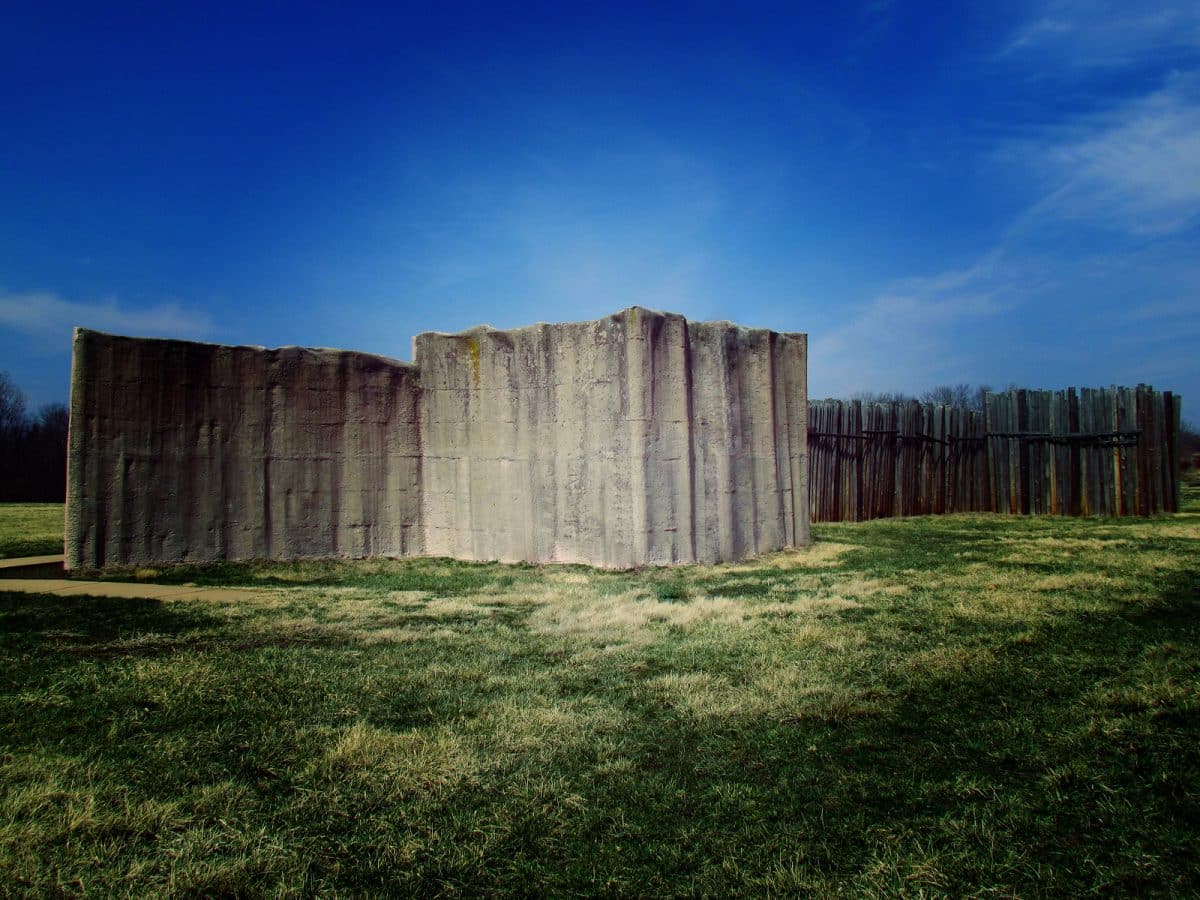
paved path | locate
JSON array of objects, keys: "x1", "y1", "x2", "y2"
[
  {"x1": 0, "y1": 555, "x2": 263, "y2": 602},
  {"x1": 0, "y1": 554, "x2": 64, "y2": 569}
]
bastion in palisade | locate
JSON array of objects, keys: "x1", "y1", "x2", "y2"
[{"x1": 65, "y1": 307, "x2": 809, "y2": 569}]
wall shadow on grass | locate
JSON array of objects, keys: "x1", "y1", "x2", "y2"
[
  {"x1": 341, "y1": 566, "x2": 1200, "y2": 895},
  {"x1": 579, "y1": 570, "x2": 1200, "y2": 895},
  {"x1": 0, "y1": 590, "x2": 224, "y2": 647},
  {"x1": 1, "y1": 549, "x2": 1196, "y2": 895},
  {"x1": 89, "y1": 556, "x2": 518, "y2": 597}
]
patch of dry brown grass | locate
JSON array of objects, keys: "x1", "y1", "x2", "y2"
[
  {"x1": 321, "y1": 721, "x2": 481, "y2": 798},
  {"x1": 525, "y1": 591, "x2": 747, "y2": 642},
  {"x1": 1030, "y1": 572, "x2": 1128, "y2": 592},
  {"x1": 718, "y1": 541, "x2": 855, "y2": 573}
]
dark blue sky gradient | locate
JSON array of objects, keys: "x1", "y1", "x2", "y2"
[{"x1": 2, "y1": 1, "x2": 1197, "y2": 417}]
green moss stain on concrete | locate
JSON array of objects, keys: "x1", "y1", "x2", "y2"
[{"x1": 466, "y1": 335, "x2": 481, "y2": 387}]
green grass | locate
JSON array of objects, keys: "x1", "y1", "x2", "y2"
[
  {"x1": 2, "y1": 482, "x2": 1198, "y2": 896},
  {"x1": 0, "y1": 504, "x2": 63, "y2": 559}
]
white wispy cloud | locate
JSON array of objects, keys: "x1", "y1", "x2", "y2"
[
  {"x1": 991, "y1": 0, "x2": 1200, "y2": 236},
  {"x1": 1001, "y1": 17, "x2": 1073, "y2": 56},
  {"x1": 1008, "y1": 73, "x2": 1200, "y2": 235},
  {"x1": 811, "y1": 227, "x2": 1199, "y2": 407},
  {"x1": 0, "y1": 291, "x2": 214, "y2": 340},
  {"x1": 997, "y1": 0, "x2": 1200, "y2": 66},
  {"x1": 809, "y1": 254, "x2": 1019, "y2": 399},
  {"x1": 817, "y1": 1, "x2": 1200, "y2": 409}
]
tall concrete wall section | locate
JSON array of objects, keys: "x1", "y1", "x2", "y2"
[
  {"x1": 65, "y1": 329, "x2": 422, "y2": 569},
  {"x1": 688, "y1": 321, "x2": 809, "y2": 563},
  {"x1": 67, "y1": 308, "x2": 807, "y2": 569},
  {"x1": 415, "y1": 308, "x2": 808, "y2": 566}
]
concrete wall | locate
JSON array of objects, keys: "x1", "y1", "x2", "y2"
[
  {"x1": 66, "y1": 307, "x2": 807, "y2": 569},
  {"x1": 65, "y1": 329, "x2": 422, "y2": 568},
  {"x1": 415, "y1": 308, "x2": 808, "y2": 566}
]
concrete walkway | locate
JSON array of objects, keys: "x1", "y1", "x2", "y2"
[
  {"x1": 0, "y1": 555, "x2": 262, "y2": 602},
  {"x1": 0, "y1": 554, "x2": 65, "y2": 569}
]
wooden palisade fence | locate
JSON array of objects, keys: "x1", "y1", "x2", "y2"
[{"x1": 808, "y1": 386, "x2": 1181, "y2": 522}]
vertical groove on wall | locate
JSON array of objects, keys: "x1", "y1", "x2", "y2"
[
  {"x1": 261, "y1": 375, "x2": 274, "y2": 560},
  {"x1": 65, "y1": 329, "x2": 88, "y2": 568},
  {"x1": 682, "y1": 323, "x2": 698, "y2": 564}
]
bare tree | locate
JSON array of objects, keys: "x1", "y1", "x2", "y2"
[
  {"x1": 36, "y1": 403, "x2": 68, "y2": 436},
  {"x1": 845, "y1": 384, "x2": 999, "y2": 410},
  {"x1": 1181, "y1": 419, "x2": 1200, "y2": 471},
  {"x1": 921, "y1": 383, "x2": 972, "y2": 408},
  {"x1": 25, "y1": 403, "x2": 69, "y2": 501},
  {"x1": 850, "y1": 390, "x2": 916, "y2": 404},
  {"x1": 920, "y1": 383, "x2": 994, "y2": 410},
  {"x1": 0, "y1": 371, "x2": 26, "y2": 438},
  {"x1": 971, "y1": 384, "x2": 993, "y2": 411},
  {"x1": 0, "y1": 376, "x2": 69, "y2": 501}
]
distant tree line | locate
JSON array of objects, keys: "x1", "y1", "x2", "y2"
[
  {"x1": 849, "y1": 382, "x2": 996, "y2": 411},
  {"x1": 1183, "y1": 419, "x2": 1200, "y2": 471},
  {"x1": 0, "y1": 372, "x2": 68, "y2": 502}
]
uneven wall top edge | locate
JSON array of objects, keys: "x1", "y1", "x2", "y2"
[
  {"x1": 72, "y1": 326, "x2": 417, "y2": 372},
  {"x1": 74, "y1": 307, "x2": 808, "y2": 366},
  {"x1": 413, "y1": 306, "x2": 807, "y2": 345}
]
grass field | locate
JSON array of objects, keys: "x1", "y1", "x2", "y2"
[
  {"x1": 0, "y1": 504, "x2": 63, "y2": 559},
  {"x1": 2, "y1": 481, "x2": 1198, "y2": 896}
]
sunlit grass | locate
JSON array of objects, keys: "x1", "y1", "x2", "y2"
[
  {"x1": 0, "y1": 504, "x2": 62, "y2": 559},
  {"x1": 1, "y1": 477, "x2": 1197, "y2": 894}
]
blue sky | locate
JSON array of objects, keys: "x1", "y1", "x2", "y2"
[{"x1": 2, "y1": 1, "x2": 1198, "y2": 419}]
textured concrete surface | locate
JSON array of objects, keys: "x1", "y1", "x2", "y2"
[
  {"x1": 67, "y1": 307, "x2": 808, "y2": 569},
  {"x1": 66, "y1": 330, "x2": 422, "y2": 569},
  {"x1": 416, "y1": 308, "x2": 808, "y2": 566}
]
